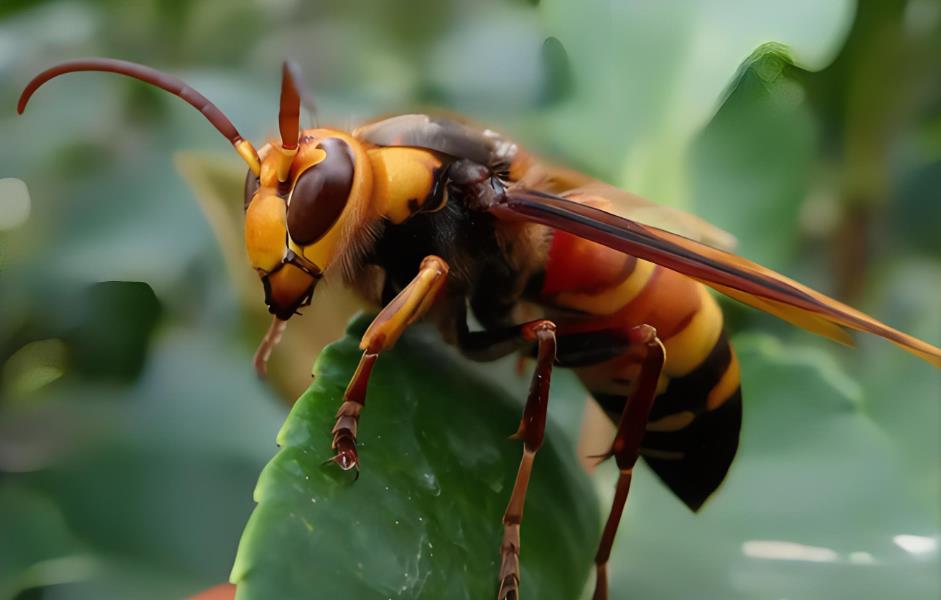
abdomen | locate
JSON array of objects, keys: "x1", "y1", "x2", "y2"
[{"x1": 538, "y1": 223, "x2": 742, "y2": 511}]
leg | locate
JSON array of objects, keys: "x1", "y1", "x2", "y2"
[
  {"x1": 458, "y1": 321, "x2": 637, "y2": 367},
  {"x1": 456, "y1": 318, "x2": 533, "y2": 362},
  {"x1": 497, "y1": 320, "x2": 557, "y2": 600},
  {"x1": 593, "y1": 325, "x2": 665, "y2": 600},
  {"x1": 328, "y1": 255, "x2": 449, "y2": 471}
]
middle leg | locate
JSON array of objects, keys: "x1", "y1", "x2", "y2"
[{"x1": 496, "y1": 319, "x2": 557, "y2": 600}]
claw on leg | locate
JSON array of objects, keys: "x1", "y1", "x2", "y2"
[
  {"x1": 324, "y1": 431, "x2": 360, "y2": 473},
  {"x1": 322, "y1": 402, "x2": 360, "y2": 479},
  {"x1": 326, "y1": 355, "x2": 374, "y2": 473}
]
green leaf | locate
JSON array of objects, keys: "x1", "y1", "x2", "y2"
[{"x1": 232, "y1": 315, "x2": 600, "y2": 599}]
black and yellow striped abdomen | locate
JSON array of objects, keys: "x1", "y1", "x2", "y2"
[
  {"x1": 591, "y1": 333, "x2": 742, "y2": 511},
  {"x1": 539, "y1": 210, "x2": 742, "y2": 511}
]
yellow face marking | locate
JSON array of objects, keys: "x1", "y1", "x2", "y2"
[
  {"x1": 299, "y1": 206, "x2": 344, "y2": 269},
  {"x1": 555, "y1": 258, "x2": 656, "y2": 315},
  {"x1": 293, "y1": 144, "x2": 327, "y2": 175},
  {"x1": 646, "y1": 411, "x2": 696, "y2": 432},
  {"x1": 662, "y1": 285, "x2": 723, "y2": 377},
  {"x1": 706, "y1": 349, "x2": 741, "y2": 410},
  {"x1": 244, "y1": 193, "x2": 287, "y2": 272}
]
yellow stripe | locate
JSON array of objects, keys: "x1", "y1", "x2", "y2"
[
  {"x1": 706, "y1": 349, "x2": 740, "y2": 410},
  {"x1": 663, "y1": 285, "x2": 723, "y2": 377},
  {"x1": 555, "y1": 258, "x2": 656, "y2": 315}
]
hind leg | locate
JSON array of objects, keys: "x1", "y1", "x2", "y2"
[{"x1": 591, "y1": 325, "x2": 665, "y2": 600}]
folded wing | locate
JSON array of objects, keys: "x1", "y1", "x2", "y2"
[{"x1": 493, "y1": 188, "x2": 941, "y2": 368}]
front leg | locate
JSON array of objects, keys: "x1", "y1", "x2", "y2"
[{"x1": 328, "y1": 255, "x2": 449, "y2": 471}]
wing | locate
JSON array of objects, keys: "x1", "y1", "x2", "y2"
[
  {"x1": 518, "y1": 162, "x2": 736, "y2": 247},
  {"x1": 492, "y1": 187, "x2": 941, "y2": 368},
  {"x1": 542, "y1": 177, "x2": 737, "y2": 251}
]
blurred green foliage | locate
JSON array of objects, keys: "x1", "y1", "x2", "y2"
[{"x1": 0, "y1": 0, "x2": 938, "y2": 599}]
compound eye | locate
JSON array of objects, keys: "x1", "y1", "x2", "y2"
[
  {"x1": 287, "y1": 137, "x2": 354, "y2": 245},
  {"x1": 244, "y1": 168, "x2": 260, "y2": 210}
]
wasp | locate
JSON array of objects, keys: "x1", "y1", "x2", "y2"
[{"x1": 18, "y1": 58, "x2": 941, "y2": 600}]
